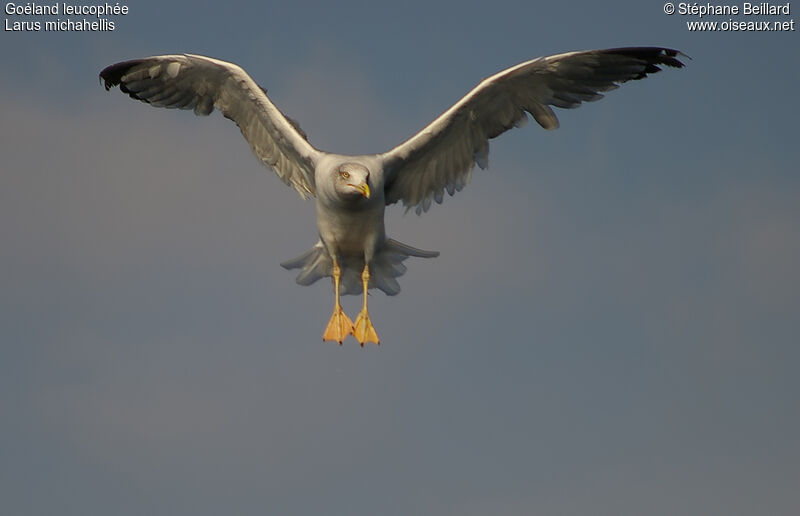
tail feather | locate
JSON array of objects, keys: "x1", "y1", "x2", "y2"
[
  {"x1": 384, "y1": 238, "x2": 440, "y2": 258},
  {"x1": 281, "y1": 238, "x2": 438, "y2": 296},
  {"x1": 279, "y1": 244, "x2": 320, "y2": 269},
  {"x1": 280, "y1": 242, "x2": 331, "y2": 286}
]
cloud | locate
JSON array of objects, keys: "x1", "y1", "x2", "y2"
[
  {"x1": 3, "y1": 27, "x2": 800, "y2": 516},
  {"x1": 259, "y1": 46, "x2": 396, "y2": 155}
]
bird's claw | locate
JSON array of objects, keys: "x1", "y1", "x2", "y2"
[
  {"x1": 353, "y1": 309, "x2": 380, "y2": 346},
  {"x1": 323, "y1": 305, "x2": 354, "y2": 344}
]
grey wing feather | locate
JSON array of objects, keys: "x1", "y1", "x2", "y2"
[
  {"x1": 100, "y1": 54, "x2": 320, "y2": 198},
  {"x1": 381, "y1": 47, "x2": 686, "y2": 214}
]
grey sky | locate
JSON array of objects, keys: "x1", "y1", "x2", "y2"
[{"x1": 1, "y1": 1, "x2": 798, "y2": 515}]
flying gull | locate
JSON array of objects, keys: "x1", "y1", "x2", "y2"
[{"x1": 99, "y1": 47, "x2": 685, "y2": 346}]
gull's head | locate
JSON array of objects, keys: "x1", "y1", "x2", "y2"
[{"x1": 333, "y1": 163, "x2": 371, "y2": 200}]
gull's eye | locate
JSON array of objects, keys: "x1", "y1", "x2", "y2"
[{"x1": 340, "y1": 171, "x2": 350, "y2": 179}]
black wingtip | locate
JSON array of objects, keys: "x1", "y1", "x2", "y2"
[
  {"x1": 99, "y1": 59, "x2": 156, "y2": 104},
  {"x1": 599, "y1": 47, "x2": 688, "y2": 79},
  {"x1": 654, "y1": 47, "x2": 690, "y2": 69},
  {"x1": 99, "y1": 59, "x2": 143, "y2": 91}
]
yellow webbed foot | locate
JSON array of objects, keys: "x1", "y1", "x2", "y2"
[
  {"x1": 353, "y1": 309, "x2": 380, "y2": 346},
  {"x1": 323, "y1": 305, "x2": 354, "y2": 344}
]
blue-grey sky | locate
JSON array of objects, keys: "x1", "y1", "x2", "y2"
[{"x1": 2, "y1": 1, "x2": 798, "y2": 515}]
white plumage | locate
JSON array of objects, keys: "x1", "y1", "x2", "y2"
[{"x1": 100, "y1": 47, "x2": 685, "y2": 344}]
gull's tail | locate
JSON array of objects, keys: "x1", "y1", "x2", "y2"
[{"x1": 280, "y1": 239, "x2": 439, "y2": 296}]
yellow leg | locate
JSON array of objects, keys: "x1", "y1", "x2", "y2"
[
  {"x1": 353, "y1": 264, "x2": 380, "y2": 346},
  {"x1": 322, "y1": 258, "x2": 354, "y2": 344}
]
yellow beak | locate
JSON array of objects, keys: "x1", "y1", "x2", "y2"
[{"x1": 357, "y1": 183, "x2": 370, "y2": 198}]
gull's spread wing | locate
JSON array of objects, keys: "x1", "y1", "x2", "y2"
[
  {"x1": 100, "y1": 54, "x2": 320, "y2": 198},
  {"x1": 381, "y1": 47, "x2": 685, "y2": 214}
]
